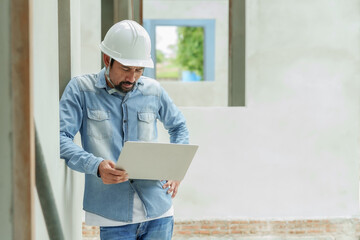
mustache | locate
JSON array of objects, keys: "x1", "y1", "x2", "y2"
[
  {"x1": 114, "y1": 81, "x2": 136, "y2": 93},
  {"x1": 120, "y1": 81, "x2": 134, "y2": 86}
]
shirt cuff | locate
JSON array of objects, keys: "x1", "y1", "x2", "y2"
[{"x1": 86, "y1": 156, "x2": 104, "y2": 177}]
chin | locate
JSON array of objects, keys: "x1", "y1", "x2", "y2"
[{"x1": 116, "y1": 87, "x2": 133, "y2": 93}]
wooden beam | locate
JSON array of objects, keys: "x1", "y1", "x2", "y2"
[
  {"x1": 114, "y1": 0, "x2": 131, "y2": 22},
  {"x1": 229, "y1": 0, "x2": 246, "y2": 106},
  {"x1": 58, "y1": 0, "x2": 71, "y2": 97},
  {"x1": 114, "y1": 0, "x2": 143, "y2": 24},
  {"x1": 11, "y1": 0, "x2": 35, "y2": 239},
  {"x1": 133, "y1": 0, "x2": 143, "y2": 24},
  {"x1": 101, "y1": 0, "x2": 115, "y2": 68}
]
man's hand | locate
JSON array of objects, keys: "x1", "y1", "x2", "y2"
[
  {"x1": 98, "y1": 160, "x2": 128, "y2": 184},
  {"x1": 163, "y1": 180, "x2": 180, "y2": 198}
]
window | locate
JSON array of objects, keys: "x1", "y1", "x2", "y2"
[
  {"x1": 143, "y1": 0, "x2": 231, "y2": 107},
  {"x1": 143, "y1": 19, "x2": 215, "y2": 82}
]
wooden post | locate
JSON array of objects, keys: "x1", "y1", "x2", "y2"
[
  {"x1": 229, "y1": 0, "x2": 246, "y2": 106},
  {"x1": 11, "y1": 0, "x2": 35, "y2": 239},
  {"x1": 114, "y1": 0, "x2": 143, "y2": 24},
  {"x1": 58, "y1": 0, "x2": 71, "y2": 97}
]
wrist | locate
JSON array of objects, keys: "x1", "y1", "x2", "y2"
[{"x1": 97, "y1": 160, "x2": 104, "y2": 178}]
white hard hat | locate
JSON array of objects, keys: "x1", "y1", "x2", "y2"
[{"x1": 100, "y1": 20, "x2": 154, "y2": 68}]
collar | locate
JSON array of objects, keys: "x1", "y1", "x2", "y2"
[
  {"x1": 95, "y1": 68, "x2": 108, "y2": 89},
  {"x1": 95, "y1": 68, "x2": 124, "y2": 95}
]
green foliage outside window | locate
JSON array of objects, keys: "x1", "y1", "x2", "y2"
[
  {"x1": 176, "y1": 26, "x2": 204, "y2": 79},
  {"x1": 156, "y1": 49, "x2": 165, "y2": 63}
]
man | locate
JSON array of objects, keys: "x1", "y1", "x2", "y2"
[{"x1": 60, "y1": 20, "x2": 189, "y2": 239}]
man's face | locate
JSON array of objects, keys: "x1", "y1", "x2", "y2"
[{"x1": 108, "y1": 60, "x2": 144, "y2": 93}]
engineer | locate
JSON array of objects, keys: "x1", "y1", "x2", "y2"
[{"x1": 59, "y1": 20, "x2": 189, "y2": 239}]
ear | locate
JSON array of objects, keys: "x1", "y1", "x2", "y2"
[{"x1": 103, "y1": 54, "x2": 110, "y2": 67}]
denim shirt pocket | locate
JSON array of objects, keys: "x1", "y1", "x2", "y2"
[
  {"x1": 86, "y1": 108, "x2": 111, "y2": 140},
  {"x1": 137, "y1": 112, "x2": 156, "y2": 141}
]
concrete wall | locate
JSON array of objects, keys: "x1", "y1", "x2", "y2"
[
  {"x1": 32, "y1": 0, "x2": 100, "y2": 239},
  {"x1": 32, "y1": 0, "x2": 66, "y2": 238},
  {"x1": 143, "y1": 0, "x2": 229, "y2": 107},
  {"x1": 25, "y1": 0, "x2": 360, "y2": 237},
  {"x1": 158, "y1": 0, "x2": 360, "y2": 219}
]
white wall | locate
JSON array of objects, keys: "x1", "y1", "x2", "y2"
[
  {"x1": 32, "y1": 0, "x2": 73, "y2": 238},
  {"x1": 72, "y1": 0, "x2": 101, "y2": 76},
  {"x1": 158, "y1": 0, "x2": 360, "y2": 219},
  {"x1": 31, "y1": 0, "x2": 360, "y2": 236},
  {"x1": 143, "y1": 0, "x2": 229, "y2": 107},
  {"x1": 32, "y1": 0, "x2": 100, "y2": 239}
]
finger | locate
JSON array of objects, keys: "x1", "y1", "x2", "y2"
[
  {"x1": 167, "y1": 183, "x2": 176, "y2": 194},
  {"x1": 99, "y1": 161, "x2": 125, "y2": 176},
  {"x1": 103, "y1": 161, "x2": 126, "y2": 173},
  {"x1": 163, "y1": 181, "x2": 171, "y2": 189},
  {"x1": 166, "y1": 181, "x2": 179, "y2": 198},
  {"x1": 103, "y1": 174, "x2": 128, "y2": 184},
  {"x1": 102, "y1": 171, "x2": 128, "y2": 181},
  {"x1": 102, "y1": 163, "x2": 126, "y2": 175},
  {"x1": 111, "y1": 172, "x2": 128, "y2": 181},
  {"x1": 171, "y1": 187, "x2": 178, "y2": 198},
  {"x1": 107, "y1": 168, "x2": 127, "y2": 176},
  {"x1": 102, "y1": 169, "x2": 128, "y2": 180},
  {"x1": 107, "y1": 160, "x2": 116, "y2": 168}
]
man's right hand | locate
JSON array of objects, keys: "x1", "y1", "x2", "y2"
[{"x1": 98, "y1": 160, "x2": 128, "y2": 184}]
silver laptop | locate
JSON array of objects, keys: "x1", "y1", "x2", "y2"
[{"x1": 115, "y1": 141, "x2": 198, "y2": 181}]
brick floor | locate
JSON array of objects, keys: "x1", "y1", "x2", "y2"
[{"x1": 83, "y1": 217, "x2": 360, "y2": 240}]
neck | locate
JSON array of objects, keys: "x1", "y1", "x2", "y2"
[{"x1": 105, "y1": 77, "x2": 114, "y2": 88}]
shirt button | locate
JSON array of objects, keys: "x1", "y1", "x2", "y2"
[
  {"x1": 123, "y1": 120, "x2": 127, "y2": 123},
  {"x1": 130, "y1": 180, "x2": 134, "y2": 183}
]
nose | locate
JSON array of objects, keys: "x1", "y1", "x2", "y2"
[{"x1": 125, "y1": 70, "x2": 136, "y2": 82}]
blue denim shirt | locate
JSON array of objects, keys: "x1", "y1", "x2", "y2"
[{"x1": 59, "y1": 68, "x2": 189, "y2": 222}]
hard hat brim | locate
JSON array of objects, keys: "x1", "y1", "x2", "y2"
[
  {"x1": 100, "y1": 43, "x2": 154, "y2": 68},
  {"x1": 112, "y1": 56, "x2": 154, "y2": 69}
]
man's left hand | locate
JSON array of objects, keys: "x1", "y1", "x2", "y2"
[{"x1": 163, "y1": 180, "x2": 180, "y2": 198}]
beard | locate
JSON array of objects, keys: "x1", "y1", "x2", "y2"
[{"x1": 115, "y1": 81, "x2": 135, "y2": 93}]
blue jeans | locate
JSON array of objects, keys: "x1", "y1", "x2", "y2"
[{"x1": 99, "y1": 216, "x2": 174, "y2": 240}]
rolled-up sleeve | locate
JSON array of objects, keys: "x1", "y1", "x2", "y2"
[{"x1": 158, "y1": 88, "x2": 189, "y2": 144}]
